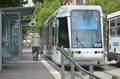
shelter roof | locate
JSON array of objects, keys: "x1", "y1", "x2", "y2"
[{"x1": 0, "y1": 7, "x2": 35, "y2": 15}]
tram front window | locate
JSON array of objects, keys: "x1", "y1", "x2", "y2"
[{"x1": 71, "y1": 10, "x2": 102, "y2": 48}]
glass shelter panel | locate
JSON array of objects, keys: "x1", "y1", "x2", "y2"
[{"x1": 2, "y1": 13, "x2": 20, "y2": 64}]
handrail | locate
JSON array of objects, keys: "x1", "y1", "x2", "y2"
[{"x1": 57, "y1": 46, "x2": 101, "y2": 79}]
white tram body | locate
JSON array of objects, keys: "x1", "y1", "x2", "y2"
[
  {"x1": 107, "y1": 11, "x2": 120, "y2": 63},
  {"x1": 42, "y1": 5, "x2": 105, "y2": 66}
]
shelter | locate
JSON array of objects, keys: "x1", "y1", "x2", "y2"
[{"x1": 0, "y1": 7, "x2": 34, "y2": 70}]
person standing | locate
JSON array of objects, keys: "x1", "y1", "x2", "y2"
[{"x1": 32, "y1": 34, "x2": 40, "y2": 61}]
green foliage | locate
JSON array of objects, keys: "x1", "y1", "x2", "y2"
[
  {"x1": 0, "y1": 0, "x2": 22, "y2": 7},
  {"x1": 29, "y1": 0, "x2": 61, "y2": 33},
  {"x1": 33, "y1": 0, "x2": 44, "y2": 3},
  {"x1": 88, "y1": 0, "x2": 120, "y2": 16}
]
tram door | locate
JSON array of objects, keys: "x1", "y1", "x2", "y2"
[
  {"x1": 2, "y1": 12, "x2": 21, "y2": 65},
  {"x1": 51, "y1": 20, "x2": 57, "y2": 60}
]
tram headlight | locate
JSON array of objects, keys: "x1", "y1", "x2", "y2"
[
  {"x1": 101, "y1": 51, "x2": 104, "y2": 54},
  {"x1": 94, "y1": 51, "x2": 104, "y2": 54},
  {"x1": 72, "y1": 51, "x2": 74, "y2": 54},
  {"x1": 78, "y1": 51, "x2": 81, "y2": 54},
  {"x1": 66, "y1": 50, "x2": 71, "y2": 55},
  {"x1": 95, "y1": 51, "x2": 97, "y2": 54}
]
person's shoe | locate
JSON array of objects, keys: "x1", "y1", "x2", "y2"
[
  {"x1": 35, "y1": 57, "x2": 38, "y2": 61},
  {"x1": 33, "y1": 57, "x2": 35, "y2": 60}
]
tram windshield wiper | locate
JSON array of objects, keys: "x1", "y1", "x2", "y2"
[
  {"x1": 93, "y1": 41, "x2": 102, "y2": 48},
  {"x1": 76, "y1": 33, "x2": 84, "y2": 48}
]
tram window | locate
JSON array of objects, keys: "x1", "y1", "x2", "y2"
[
  {"x1": 52, "y1": 20, "x2": 56, "y2": 36},
  {"x1": 117, "y1": 18, "x2": 120, "y2": 26},
  {"x1": 59, "y1": 17, "x2": 69, "y2": 48},
  {"x1": 110, "y1": 28, "x2": 115, "y2": 37},
  {"x1": 110, "y1": 20, "x2": 115, "y2": 27},
  {"x1": 116, "y1": 27, "x2": 120, "y2": 36},
  {"x1": 43, "y1": 26, "x2": 49, "y2": 45}
]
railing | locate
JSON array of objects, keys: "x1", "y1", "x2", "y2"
[
  {"x1": 43, "y1": 44, "x2": 118, "y2": 79},
  {"x1": 57, "y1": 46, "x2": 101, "y2": 79}
]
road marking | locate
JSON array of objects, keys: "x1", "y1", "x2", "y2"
[{"x1": 41, "y1": 59, "x2": 61, "y2": 79}]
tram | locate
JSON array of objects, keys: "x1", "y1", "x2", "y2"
[
  {"x1": 41, "y1": 5, "x2": 105, "y2": 66},
  {"x1": 107, "y1": 11, "x2": 120, "y2": 63}
]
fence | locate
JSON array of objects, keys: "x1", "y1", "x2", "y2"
[
  {"x1": 57, "y1": 46, "x2": 100, "y2": 79},
  {"x1": 43, "y1": 44, "x2": 118, "y2": 79}
]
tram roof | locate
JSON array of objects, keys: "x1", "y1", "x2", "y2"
[
  {"x1": 107, "y1": 11, "x2": 120, "y2": 19},
  {"x1": 56, "y1": 5, "x2": 103, "y2": 17},
  {"x1": 44, "y1": 5, "x2": 103, "y2": 25}
]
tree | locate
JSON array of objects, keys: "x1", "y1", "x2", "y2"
[
  {"x1": 29, "y1": 0, "x2": 61, "y2": 33},
  {"x1": 0, "y1": 0, "x2": 22, "y2": 7},
  {"x1": 88, "y1": 0, "x2": 120, "y2": 15}
]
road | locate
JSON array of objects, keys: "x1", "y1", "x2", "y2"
[{"x1": 74, "y1": 60, "x2": 120, "y2": 79}]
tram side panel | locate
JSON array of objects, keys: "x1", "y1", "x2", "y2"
[
  {"x1": 108, "y1": 37, "x2": 120, "y2": 62},
  {"x1": 107, "y1": 11, "x2": 120, "y2": 63}
]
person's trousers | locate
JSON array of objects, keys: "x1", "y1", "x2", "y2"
[{"x1": 32, "y1": 46, "x2": 40, "y2": 58}]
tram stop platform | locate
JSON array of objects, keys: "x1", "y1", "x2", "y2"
[{"x1": 0, "y1": 46, "x2": 61, "y2": 79}]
